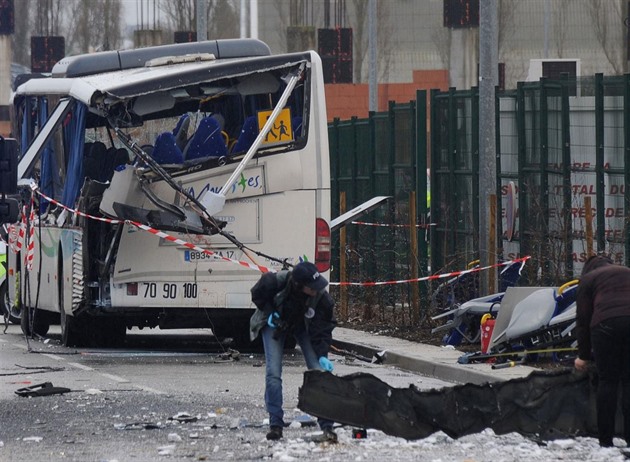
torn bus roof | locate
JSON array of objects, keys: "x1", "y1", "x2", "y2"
[
  {"x1": 14, "y1": 53, "x2": 312, "y2": 106},
  {"x1": 298, "y1": 369, "x2": 601, "y2": 441}
]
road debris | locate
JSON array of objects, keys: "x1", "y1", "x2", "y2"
[
  {"x1": 168, "y1": 412, "x2": 199, "y2": 423},
  {"x1": 15, "y1": 382, "x2": 72, "y2": 397}
]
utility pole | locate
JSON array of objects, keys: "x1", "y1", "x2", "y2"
[
  {"x1": 479, "y1": 0, "x2": 498, "y2": 295},
  {"x1": 368, "y1": 0, "x2": 377, "y2": 111},
  {"x1": 249, "y1": 0, "x2": 258, "y2": 39},
  {"x1": 196, "y1": 0, "x2": 207, "y2": 41},
  {"x1": 240, "y1": 0, "x2": 247, "y2": 38}
]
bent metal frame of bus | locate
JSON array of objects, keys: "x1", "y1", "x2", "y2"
[{"x1": 8, "y1": 39, "x2": 332, "y2": 348}]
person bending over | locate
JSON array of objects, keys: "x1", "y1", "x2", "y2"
[
  {"x1": 250, "y1": 261, "x2": 337, "y2": 442},
  {"x1": 574, "y1": 255, "x2": 630, "y2": 447}
]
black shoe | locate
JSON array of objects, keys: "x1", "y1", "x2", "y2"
[
  {"x1": 321, "y1": 427, "x2": 338, "y2": 443},
  {"x1": 266, "y1": 426, "x2": 283, "y2": 441}
]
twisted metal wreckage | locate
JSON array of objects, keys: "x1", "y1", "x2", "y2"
[{"x1": 298, "y1": 368, "x2": 603, "y2": 441}]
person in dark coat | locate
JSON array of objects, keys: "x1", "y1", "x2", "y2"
[
  {"x1": 574, "y1": 255, "x2": 630, "y2": 447},
  {"x1": 250, "y1": 261, "x2": 337, "y2": 442}
]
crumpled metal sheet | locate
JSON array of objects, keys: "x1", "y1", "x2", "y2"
[{"x1": 298, "y1": 369, "x2": 601, "y2": 441}]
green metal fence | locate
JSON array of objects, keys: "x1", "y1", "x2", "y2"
[
  {"x1": 329, "y1": 74, "x2": 630, "y2": 323},
  {"x1": 430, "y1": 74, "x2": 630, "y2": 288},
  {"x1": 329, "y1": 92, "x2": 428, "y2": 322}
]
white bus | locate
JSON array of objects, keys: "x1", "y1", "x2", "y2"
[{"x1": 8, "y1": 39, "x2": 331, "y2": 347}]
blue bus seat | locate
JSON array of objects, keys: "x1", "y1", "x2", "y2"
[
  {"x1": 152, "y1": 132, "x2": 184, "y2": 164},
  {"x1": 172, "y1": 114, "x2": 191, "y2": 151},
  {"x1": 231, "y1": 116, "x2": 258, "y2": 154},
  {"x1": 184, "y1": 116, "x2": 228, "y2": 161}
]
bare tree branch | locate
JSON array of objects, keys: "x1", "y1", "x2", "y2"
[
  {"x1": 587, "y1": 0, "x2": 624, "y2": 75},
  {"x1": 160, "y1": 0, "x2": 195, "y2": 32}
]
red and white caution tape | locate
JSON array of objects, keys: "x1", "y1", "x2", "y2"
[
  {"x1": 25, "y1": 199, "x2": 35, "y2": 271},
  {"x1": 30, "y1": 186, "x2": 274, "y2": 274},
  {"x1": 329, "y1": 256, "x2": 531, "y2": 287},
  {"x1": 13, "y1": 205, "x2": 27, "y2": 253},
  {"x1": 351, "y1": 221, "x2": 436, "y2": 229},
  {"x1": 8, "y1": 222, "x2": 20, "y2": 253},
  {"x1": 130, "y1": 222, "x2": 273, "y2": 273}
]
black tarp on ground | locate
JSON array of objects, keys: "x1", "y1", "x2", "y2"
[{"x1": 298, "y1": 369, "x2": 602, "y2": 441}]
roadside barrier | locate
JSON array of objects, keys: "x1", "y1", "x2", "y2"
[
  {"x1": 350, "y1": 221, "x2": 435, "y2": 228},
  {"x1": 329, "y1": 256, "x2": 531, "y2": 286},
  {"x1": 26, "y1": 185, "x2": 529, "y2": 286}
]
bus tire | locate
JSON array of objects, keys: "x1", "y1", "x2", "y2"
[
  {"x1": 20, "y1": 306, "x2": 50, "y2": 337},
  {"x1": 60, "y1": 308, "x2": 82, "y2": 347},
  {"x1": 0, "y1": 279, "x2": 20, "y2": 324},
  {"x1": 93, "y1": 317, "x2": 126, "y2": 347},
  {"x1": 20, "y1": 304, "x2": 29, "y2": 336}
]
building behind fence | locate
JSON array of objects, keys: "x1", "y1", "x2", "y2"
[{"x1": 329, "y1": 74, "x2": 630, "y2": 323}]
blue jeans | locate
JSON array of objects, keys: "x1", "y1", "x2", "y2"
[{"x1": 261, "y1": 324, "x2": 334, "y2": 430}]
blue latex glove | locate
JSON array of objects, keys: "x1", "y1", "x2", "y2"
[
  {"x1": 267, "y1": 312, "x2": 281, "y2": 328},
  {"x1": 319, "y1": 356, "x2": 334, "y2": 372}
]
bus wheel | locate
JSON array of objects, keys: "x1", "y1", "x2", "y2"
[
  {"x1": 108, "y1": 319, "x2": 127, "y2": 345},
  {"x1": 20, "y1": 306, "x2": 50, "y2": 337},
  {"x1": 93, "y1": 317, "x2": 126, "y2": 347},
  {"x1": 60, "y1": 308, "x2": 82, "y2": 347},
  {"x1": 0, "y1": 279, "x2": 20, "y2": 324}
]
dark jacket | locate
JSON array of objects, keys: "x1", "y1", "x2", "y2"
[
  {"x1": 575, "y1": 259, "x2": 630, "y2": 360},
  {"x1": 249, "y1": 270, "x2": 336, "y2": 358}
]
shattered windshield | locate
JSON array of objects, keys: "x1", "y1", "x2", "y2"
[{"x1": 97, "y1": 59, "x2": 310, "y2": 167}]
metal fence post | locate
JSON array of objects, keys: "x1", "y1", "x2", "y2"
[
  {"x1": 429, "y1": 89, "x2": 441, "y2": 272},
  {"x1": 624, "y1": 73, "x2": 630, "y2": 265},
  {"x1": 416, "y1": 90, "x2": 428, "y2": 317},
  {"x1": 516, "y1": 82, "x2": 527, "y2": 261},
  {"x1": 540, "y1": 79, "x2": 551, "y2": 283},
  {"x1": 447, "y1": 88, "x2": 457, "y2": 265},
  {"x1": 595, "y1": 73, "x2": 605, "y2": 253},
  {"x1": 561, "y1": 74, "x2": 573, "y2": 278},
  {"x1": 409, "y1": 191, "x2": 419, "y2": 324},
  {"x1": 495, "y1": 86, "x2": 503, "y2": 259}
]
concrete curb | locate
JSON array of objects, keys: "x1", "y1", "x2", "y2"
[{"x1": 332, "y1": 327, "x2": 539, "y2": 385}]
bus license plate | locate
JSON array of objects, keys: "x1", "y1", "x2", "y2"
[{"x1": 184, "y1": 249, "x2": 239, "y2": 261}]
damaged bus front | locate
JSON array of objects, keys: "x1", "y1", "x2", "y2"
[{"x1": 8, "y1": 39, "x2": 331, "y2": 347}]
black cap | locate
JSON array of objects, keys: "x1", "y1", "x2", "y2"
[{"x1": 292, "y1": 262, "x2": 328, "y2": 291}]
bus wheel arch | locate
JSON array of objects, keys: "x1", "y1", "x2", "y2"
[{"x1": 58, "y1": 249, "x2": 82, "y2": 347}]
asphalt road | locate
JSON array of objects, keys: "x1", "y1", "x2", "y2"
[{"x1": 0, "y1": 324, "x2": 451, "y2": 461}]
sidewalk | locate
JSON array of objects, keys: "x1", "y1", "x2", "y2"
[{"x1": 332, "y1": 327, "x2": 540, "y2": 385}]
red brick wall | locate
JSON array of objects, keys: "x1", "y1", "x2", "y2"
[{"x1": 324, "y1": 70, "x2": 449, "y2": 122}]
